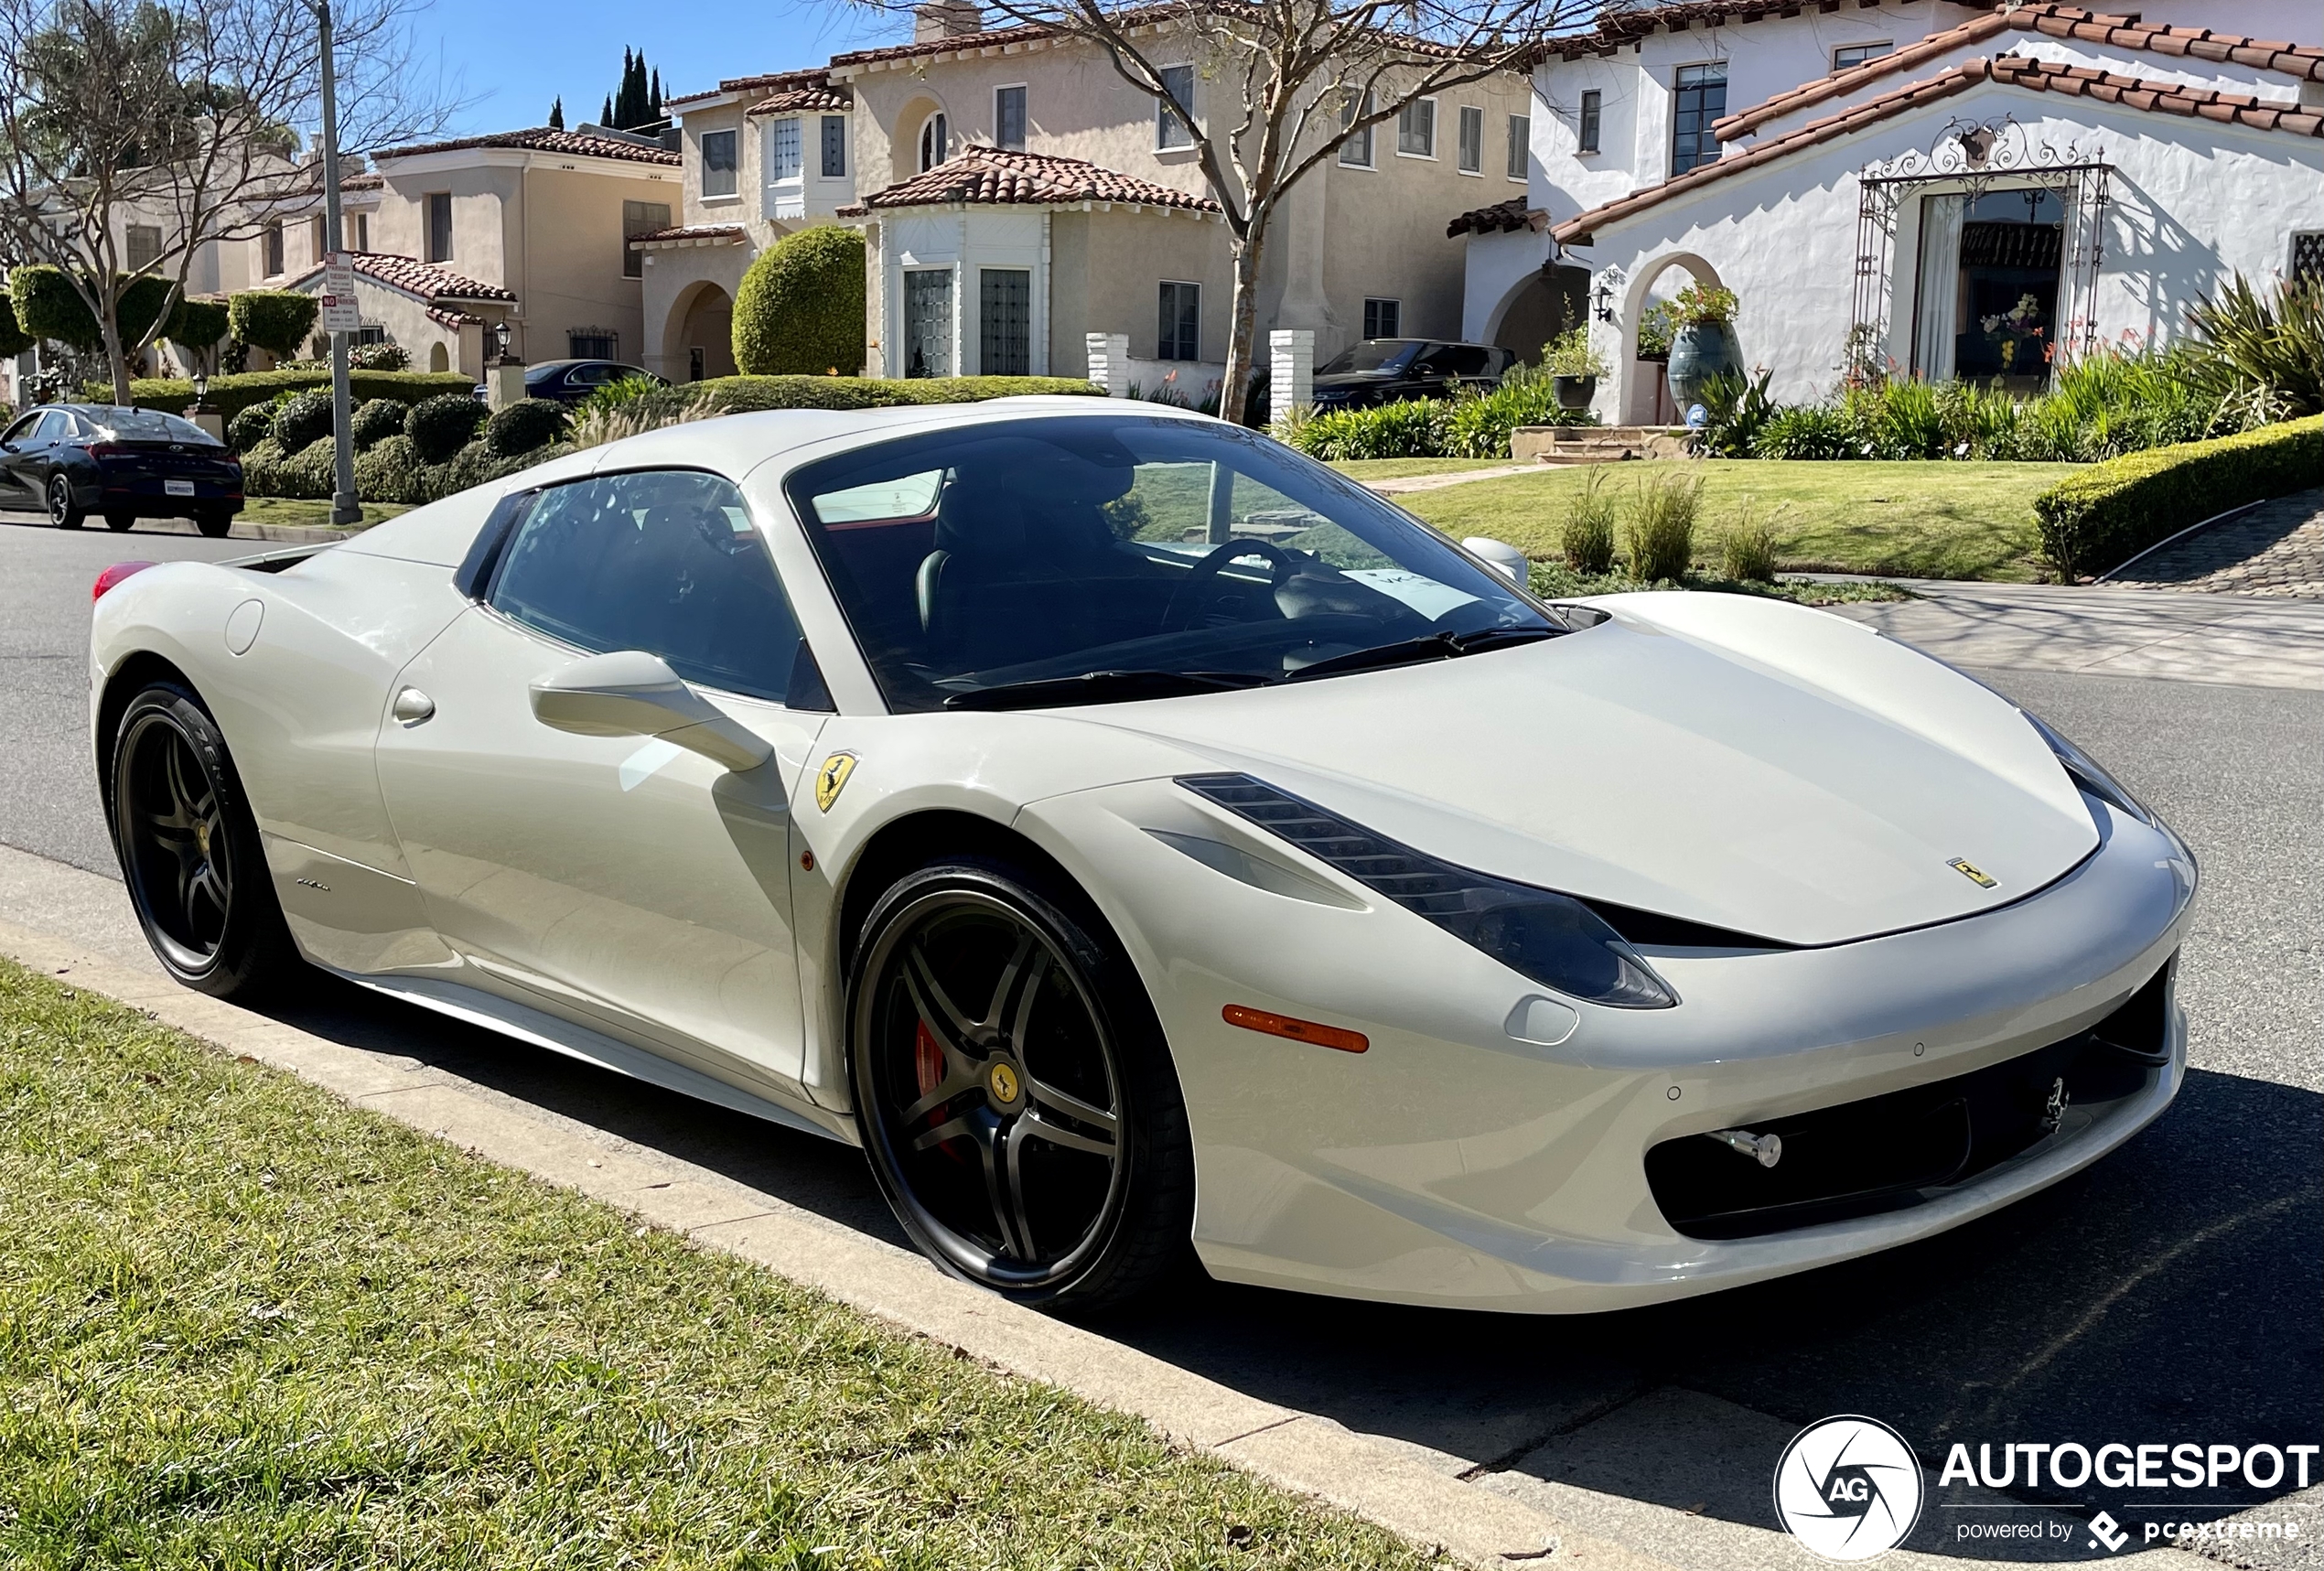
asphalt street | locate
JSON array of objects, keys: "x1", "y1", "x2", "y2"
[{"x1": 2, "y1": 511, "x2": 2317, "y2": 1570}]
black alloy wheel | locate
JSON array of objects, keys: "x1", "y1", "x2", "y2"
[
  {"x1": 105, "y1": 511, "x2": 137, "y2": 532},
  {"x1": 194, "y1": 507, "x2": 233, "y2": 539},
  {"x1": 47, "y1": 473, "x2": 84, "y2": 529},
  {"x1": 851, "y1": 858, "x2": 1192, "y2": 1311},
  {"x1": 110, "y1": 683, "x2": 301, "y2": 997}
]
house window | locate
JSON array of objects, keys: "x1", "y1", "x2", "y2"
[
  {"x1": 1157, "y1": 280, "x2": 1200, "y2": 360},
  {"x1": 1398, "y1": 98, "x2": 1436, "y2": 158},
  {"x1": 351, "y1": 325, "x2": 386, "y2": 347},
  {"x1": 622, "y1": 199, "x2": 670, "y2": 279},
  {"x1": 2292, "y1": 232, "x2": 2324, "y2": 285},
  {"x1": 1363, "y1": 297, "x2": 1400, "y2": 339},
  {"x1": 125, "y1": 223, "x2": 162, "y2": 273},
  {"x1": 1457, "y1": 105, "x2": 1483, "y2": 173},
  {"x1": 1577, "y1": 90, "x2": 1601, "y2": 153},
  {"x1": 310, "y1": 215, "x2": 328, "y2": 264},
  {"x1": 918, "y1": 113, "x2": 949, "y2": 172},
  {"x1": 569, "y1": 328, "x2": 619, "y2": 359},
  {"x1": 689, "y1": 346, "x2": 705, "y2": 381},
  {"x1": 995, "y1": 85, "x2": 1027, "y2": 151},
  {"x1": 1157, "y1": 63, "x2": 1195, "y2": 149},
  {"x1": 1339, "y1": 88, "x2": 1374, "y2": 167},
  {"x1": 264, "y1": 221, "x2": 285, "y2": 275},
  {"x1": 1671, "y1": 64, "x2": 1727, "y2": 176},
  {"x1": 425, "y1": 193, "x2": 453, "y2": 262},
  {"x1": 821, "y1": 115, "x2": 847, "y2": 177},
  {"x1": 346, "y1": 211, "x2": 368, "y2": 253},
  {"x1": 1834, "y1": 43, "x2": 1892, "y2": 71},
  {"x1": 702, "y1": 129, "x2": 738, "y2": 198},
  {"x1": 903, "y1": 268, "x2": 952, "y2": 377},
  {"x1": 767, "y1": 118, "x2": 802, "y2": 181},
  {"x1": 979, "y1": 267, "x2": 1030, "y2": 375},
  {"x1": 1507, "y1": 113, "x2": 1528, "y2": 178}
]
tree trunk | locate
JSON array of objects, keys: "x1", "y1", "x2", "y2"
[
  {"x1": 100, "y1": 296, "x2": 133, "y2": 406},
  {"x1": 1221, "y1": 226, "x2": 1270, "y2": 426}
]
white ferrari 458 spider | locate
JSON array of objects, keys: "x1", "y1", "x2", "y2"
[{"x1": 89, "y1": 398, "x2": 2196, "y2": 1313}]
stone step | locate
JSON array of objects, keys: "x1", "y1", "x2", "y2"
[{"x1": 1513, "y1": 424, "x2": 1692, "y2": 465}]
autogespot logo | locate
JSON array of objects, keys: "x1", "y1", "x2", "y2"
[{"x1": 1774, "y1": 1416, "x2": 1927, "y2": 1562}]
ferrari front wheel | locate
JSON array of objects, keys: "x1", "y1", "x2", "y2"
[{"x1": 849, "y1": 857, "x2": 1193, "y2": 1313}]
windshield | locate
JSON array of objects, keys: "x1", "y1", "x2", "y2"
[
  {"x1": 90, "y1": 408, "x2": 221, "y2": 445},
  {"x1": 785, "y1": 414, "x2": 1562, "y2": 712},
  {"x1": 1318, "y1": 340, "x2": 1423, "y2": 375}
]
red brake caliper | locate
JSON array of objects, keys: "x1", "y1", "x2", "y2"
[{"x1": 915, "y1": 1020, "x2": 960, "y2": 1161}]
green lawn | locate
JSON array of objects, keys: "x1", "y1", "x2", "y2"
[
  {"x1": 1327, "y1": 457, "x2": 1527, "y2": 481},
  {"x1": 0, "y1": 960, "x2": 1436, "y2": 1570},
  {"x1": 237, "y1": 496, "x2": 412, "y2": 530},
  {"x1": 1384, "y1": 460, "x2": 2082, "y2": 581}
]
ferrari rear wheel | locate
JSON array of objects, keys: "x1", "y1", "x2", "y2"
[
  {"x1": 110, "y1": 682, "x2": 303, "y2": 998},
  {"x1": 850, "y1": 857, "x2": 1193, "y2": 1312}
]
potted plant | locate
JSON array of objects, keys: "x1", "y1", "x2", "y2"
[
  {"x1": 1664, "y1": 282, "x2": 1742, "y2": 415},
  {"x1": 1544, "y1": 328, "x2": 1607, "y2": 409}
]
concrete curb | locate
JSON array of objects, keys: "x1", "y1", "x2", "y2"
[{"x1": 0, "y1": 911, "x2": 1679, "y2": 1571}]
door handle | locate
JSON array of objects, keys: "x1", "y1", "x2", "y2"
[{"x1": 392, "y1": 687, "x2": 436, "y2": 726}]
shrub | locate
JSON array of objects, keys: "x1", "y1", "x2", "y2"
[
  {"x1": 1698, "y1": 369, "x2": 1776, "y2": 457},
  {"x1": 1444, "y1": 369, "x2": 1597, "y2": 460},
  {"x1": 1756, "y1": 404, "x2": 1851, "y2": 459},
  {"x1": 1720, "y1": 500, "x2": 1781, "y2": 583},
  {"x1": 352, "y1": 433, "x2": 420, "y2": 503},
  {"x1": 1636, "y1": 299, "x2": 1681, "y2": 360},
  {"x1": 349, "y1": 340, "x2": 410, "y2": 371},
  {"x1": 486, "y1": 397, "x2": 570, "y2": 457},
  {"x1": 2186, "y1": 273, "x2": 2323, "y2": 425},
  {"x1": 0, "y1": 289, "x2": 28, "y2": 359},
  {"x1": 91, "y1": 368, "x2": 479, "y2": 424},
  {"x1": 575, "y1": 373, "x2": 667, "y2": 417},
  {"x1": 732, "y1": 225, "x2": 866, "y2": 376},
  {"x1": 403, "y1": 393, "x2": 489, "y2": 463},
  {"x1": 7, "y1": 266, "x2": 176, "y2": 350},
  {"x1": 240, "y1": 435, "x2": 339, "y2": 500},
  {"x1": 229, "y1": 291, "x2": 320, "y2": 360},
  {"x1": 1544, "y1": 328, "x2": 1607, "y2": 379},
  {"x1": 1285, "y1": 399, "x2": 1450, "y2": 460},
  {"x1": 227, "y1": 397, "x2": 284, "y2": 453},
  {"x1": 567, "y1": 374, "x2": 1104, "y2": 447},
  {"x1": 1561, "y1": 468, "x2": 1618, "y2": 576},
  {"x1": 271, "y1": 387, "x2": 337, "y2": 451},
  {"x1": 350, "y1": 397, "x2": 409, "y2": 450},
  {"x1": 1623, "y1": 471, "x2": 1702, "y2": 584},
  {"x1": 2033, "y1": 414, "x2": 2324, "y2": 580},
  {"x1": 164, "y1": 295, "x2": 231, "y2": 359}
]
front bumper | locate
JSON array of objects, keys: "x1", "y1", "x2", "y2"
[{"x1": 1019, "y1": 780, "x2": 2196, "y2": 1313}]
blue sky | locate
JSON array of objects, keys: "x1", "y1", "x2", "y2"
[{"x1": 423, "y1": 0, "x2": 903, "y2": 136}]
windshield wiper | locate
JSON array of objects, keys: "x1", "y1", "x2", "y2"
[
  {"x1": 1286, "y1": 625, "x2": 1562, "y2": 683},
  {"x1": 942, "y1": 669, "x2": 1273, "y2": 711}
]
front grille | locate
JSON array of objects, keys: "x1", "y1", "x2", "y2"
[{"x1": 1645, "y1": 961, "x2": 2171, "y2": 1241}]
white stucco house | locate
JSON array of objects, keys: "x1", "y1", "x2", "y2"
[{"x1": 1453, "y1": 0, "x2": 2324, "y2": 424}]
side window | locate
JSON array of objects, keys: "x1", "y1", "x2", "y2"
[
  {"x1": 489, "y1": 469, "x2": 805, "y2": 705},
  {"x1": 3, "y1": 413, "x2": 41, "y2": 445}
]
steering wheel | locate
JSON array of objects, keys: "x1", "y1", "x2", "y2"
[{"x1": 1162, "y1": 539, "x2": 1300, "y2": 632}]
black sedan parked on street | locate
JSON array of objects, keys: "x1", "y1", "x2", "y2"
[
  {"x1": 521, "y1": 359, "x2": 665, "y2": 404},
  {"x1": 1308, "y1": 339, "x2": 1517, "y2": 410},
  {"x1": 0, "y1": 404, "x2": 242, "y2": 536}
]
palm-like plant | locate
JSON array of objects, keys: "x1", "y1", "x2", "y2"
[{"x1": 2186, "y1": 274, "x2": 2324, "y2": 425}]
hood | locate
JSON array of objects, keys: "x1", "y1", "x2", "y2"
[{"x1": 1071, "y1": 594, "x2": 2096, "y2": 947}]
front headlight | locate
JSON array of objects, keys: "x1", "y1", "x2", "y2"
[
  {"x1": 2025, "y1": 712, "x2": 2153, "y2": 828},
  {"x1": 1178, "y1": 773, "x2": 1678, "y2": 1008}
]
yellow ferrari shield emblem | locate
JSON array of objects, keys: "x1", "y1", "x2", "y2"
[
  {"x1": 1948, "y1": 857, "x2": 1996, "y2": 888},
  {"x1": 814, "y1": 751, "x2": 857, "y2": 812},
  {"x1": 987, "y1": 1062, "x2": 1021, "y2": 1104}
]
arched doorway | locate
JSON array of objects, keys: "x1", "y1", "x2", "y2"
[
  {"x1": 665, "y1": 281, "x2": 736, "y2": 381},
  {"x1": 1486, "y1": 264, "x2": 1587, "y2": 364},
  {"x1": 1619, "y1": 253, "x2": 1726, "y2": 425},
  {"x1": 427, "y1": 341, "x2": 449, "y2": 373}
]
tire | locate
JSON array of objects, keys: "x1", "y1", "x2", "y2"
[
  {"x1": 109, "y1": 681, "x2": 304, "y2": 998},
  {"x1": 848, "y1": 855, "x2": 1193, "y2": 1313},
  {"x1": 47, "y1": 473, "x2": 84, "y2": 529},
  {"x1": 104, "y1": 511, "x2": 137, "y2": 532},
  {"x1": 194, "y1": 507, "x2": 234, "y2": 539}
]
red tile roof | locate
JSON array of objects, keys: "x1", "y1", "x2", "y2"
[
  {"x1": 1557, "y1": 0, "x2": 1891, "y2": 58},
  {"x1": 1557, "y1": 54, "x2": 2324, "y2": 245},
  {"x1": 830, "y1": 2, "x2": 1485, "y2": 72},
  {"x1": 837, "y1": 145, "x2": 1221, "y2": 215},
  {"x1": 628, "y1": 222, "x2": 749, "y2": 246},
  {"x1": 367, "y1": 126, "x2": 679, "y2": 166},
  {"x1": 427, "y1": 305, "x2": 485, "y2": 329},
  {"x1": 1716, "y1": 5, "x2": 2324, "y2": 142},
  {"x1": 1446, "y1": 195, "x2": 1541, "y2": 238},
  {"x1": 748, "y1": 83, "x2": 852, "y2": 113},
  {"x1": 667, "y1": 67, "x2": 839, "y2": 110},
  {"x1": 290, "y1": 252, "x2": 519, "y2": 304}
]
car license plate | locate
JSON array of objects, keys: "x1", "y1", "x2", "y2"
[{"x1": 165, "y1": 479, "x2": 196, "y2": 497}]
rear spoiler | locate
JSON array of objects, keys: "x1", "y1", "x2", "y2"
[{"x1": 221, "y1": 542, "x2": 337, "y2": 574}]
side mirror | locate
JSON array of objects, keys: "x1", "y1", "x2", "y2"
[
  {"x1": 530, "y1": 649, "x2": 772, "y2": 773},
  {"x1": 1462, "y1": 536, "x2": 1529, "y2": 587}
]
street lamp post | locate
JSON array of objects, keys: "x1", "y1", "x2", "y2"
[{"x1": 312, "y1": 0, "x2": 360, "y2": 527}]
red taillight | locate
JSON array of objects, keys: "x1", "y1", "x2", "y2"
[
  {"x1": 86, "y1": 442, "x2": 123, "y2": 459},
  {"x1": 93, "y1": 561, "x2": 156, "y2": 601}
]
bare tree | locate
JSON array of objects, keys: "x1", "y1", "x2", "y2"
[
  {"x1": 867, "y1": 0, "x2": 1587, "y2": 411},
  {"x1": 0, "y1": 0, "x2": 455, "y2": 404}
]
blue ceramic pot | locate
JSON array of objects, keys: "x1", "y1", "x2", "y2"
[{"x1": 1666, "y1": 322, "x2": 1741, "y2": 414}]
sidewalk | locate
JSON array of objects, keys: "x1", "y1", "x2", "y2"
[{"x1": 1818, "y1": 579, "x2": 2324, "y2": 691}]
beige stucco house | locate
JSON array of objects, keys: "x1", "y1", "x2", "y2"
[{"x1": 259, "y1": 125, "x2": 683, "y2": 378}]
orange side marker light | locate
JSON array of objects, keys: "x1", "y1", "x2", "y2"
[{"x1": 1222, "y1": 1004, "x2": 1368, "y2": 1054}]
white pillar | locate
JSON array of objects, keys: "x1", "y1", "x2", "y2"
[
  {"x1": 1085, "y1": 332, "x2": 1130, "y2": 395},
  {"x1": 1269, "y1": 328, "x2": 1313, "y2": 425}
]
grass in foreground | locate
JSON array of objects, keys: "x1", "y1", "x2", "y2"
[
  {"x1": 0, "y1": 960, "x2": 1438, "y2": 1570},
  {"x1": 1326, "y1": 457, "x2": 1531, "y2": 481},
  {"x1": 1392, "y1": 459, "x2": 2080, "y2": 581},
  {"x1": 1526, "y1": 562, "x2": 1911, "y2": 606},
  {"x1": 236, "y1": 496, "x2": 413, "y2": 529}
]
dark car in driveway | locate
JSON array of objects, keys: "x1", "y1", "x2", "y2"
[
  {"x1": 0, "y1": 404, "x2": 242, "y2": 536},
  {"x1": 1309, "y1": 339, "x2": 1517, "y2": 410},
  {"x1": 521, "y1": 359, "x2": 665, "y2": 404}
]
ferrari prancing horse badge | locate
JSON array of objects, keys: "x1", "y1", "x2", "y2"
[{"x1": 815, "y1": 751, "x2": 858, "y2": 812}]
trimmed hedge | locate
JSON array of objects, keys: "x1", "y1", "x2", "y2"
[
  {"x1": 486, "y1": 397, "x2": 570, "y2": 457},
  {"x1": 733, "y1": 226, "x2": 866, "y2": 377},
  {"x1": 350, "y1": 397, "x2": 408, "y2": 451},
  {"x1": 230, "y1": 291, "x2": 318, "y2": 360},
  {"x1": 346, "y1": 432, "x2": 570, "y2": 507},
  {"x1": 166, "y1": 296, "x2": 231, "y2": 357},
  {"x1": 227, "y1": 399, "x2": 284, "y2": 454},
  {"x1": 272, "y1": 388, "x2": 338, "y2": 451},
  {"x1": 0, "y1": 291, "x2": 29, "y2": 359},
  {"x1": 8, "y1": 266, "x2": 176, "y2": 350},
  {"x1": 2034, "y1": 414, "x2": 2324, "y2": 579},
  {"x1": 694, "y1": 374, "x2": 1103, "y2": 412},
  {"x1": 91, "y1": 368, "x2": 478, "y2": 424},
  {"x1": 407, "y1": 393, "x2": 491, "y2": 463}
]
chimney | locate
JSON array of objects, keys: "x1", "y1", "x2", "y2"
[{"x1": 913, "y1": 0, "x2": 982, "y2": 42}]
